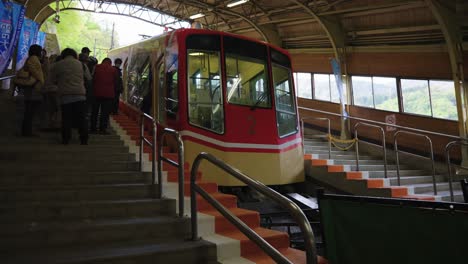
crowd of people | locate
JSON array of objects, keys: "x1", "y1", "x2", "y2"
[{"x1": 17, "y1": 44, "x2": 123, "y2": 145}]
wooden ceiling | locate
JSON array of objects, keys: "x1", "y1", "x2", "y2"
[{"x1": 23, "y1": 0, "x2": 468, "y2": 51}]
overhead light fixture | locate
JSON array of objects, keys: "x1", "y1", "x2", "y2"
[
  {"x1": 227, "y1": 0, "x2": 249, "y2": 8},
  {"x1": 189, "y1": 13, "x2": 205, "y2": 19}
]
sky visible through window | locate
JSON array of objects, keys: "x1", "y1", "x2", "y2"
[{"x1": 91, "y1": 12, "x2": 187, "y2": 47}]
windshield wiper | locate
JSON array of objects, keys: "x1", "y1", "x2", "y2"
[{"x1": 250, "y1": 92, "x2": 268, "y2": 110}]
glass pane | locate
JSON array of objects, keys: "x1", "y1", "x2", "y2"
[
  {"x1": 314, "y1": 74, "x2": 330, "y2": 101},
  {"x1": 373, "y1": 77, "x2": 398, "y2": 112},
  {"x1": 187, "y1": 50, "x2": 224, "y2": 133},
  {"x1": 295, "y1": 72, "x2": 312, "y2": 99},
  {"x1": 401, "y1": 79, "x2": 431, "y2": 116},
  {"x1": 430, "y1": 80, "x2": 458, "y2": 120},
  {"x1": 352, "y1": 76, "x2": 373, "y2": 108},
  {"x1": 225, "y1": 55, "x2": 269, "y2": 108},
  {"x1": 273, "y1": 64, "x2": 297, "y2": 137},
  {"x1": 127, "y1": 53, "x2": 150, "y2": 108}
]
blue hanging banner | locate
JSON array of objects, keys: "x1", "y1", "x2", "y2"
[
  {"x1": 0, "y1": 1, "x2": 25, "y2": 74},
  {"x1": 331, "y1": 58, "x2": 348, "y2": 118},
  {"x1": 35, "y1": 31, "x2": 46, "y2": 47},
  {"x1": 16, "y1": 18, "x2": 39, "y2": 70}
]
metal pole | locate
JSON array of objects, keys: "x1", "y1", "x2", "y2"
[
  {"x1": 394, "y1": 137, "x2": 401, "y2": 186},
  {"x1": 446, "y1": 141, "x2": 456, "y2": 201},
  {"x1": 157, "y1": 131, "x2": 163, "y2": 200},
  {"x1": 139, "y1": 114, "x2": 144, "y2": 171},
  {"x1": 354, "y1": 129, "x2": 360, "y2": 171},
  {"x1": 380, "y1": 127, "x2": 387, "y2": 179},
  {"x1": 190, "y1": 157, "x2": 200, "y2": 241},
  {"x1": 428, "y1": 137, "x2": 436, "y2": 195},
  {"x1": 152, "y1": 121, "x2": 158, "y2": 198},
  {"x1": 177, "y1": 133, "x2": 185, "y2": 217},
  {"x1": 327, "y1": 119, "x2": 331, "y2": 159}
]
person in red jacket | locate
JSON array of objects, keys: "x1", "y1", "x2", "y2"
[{"x1": 90, "y1": 58, "x2": 118, "y2": 134}]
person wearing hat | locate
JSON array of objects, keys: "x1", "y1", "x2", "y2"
[{"x1": 81, "y1": 47, "x2": 91, "y2": 56}]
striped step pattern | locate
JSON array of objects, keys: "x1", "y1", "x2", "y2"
[
  {"x1": 113, "y1": 105, "x2": 327, "y2": 264},
  {"x1": 304, "y1": 137, "x2": 464, "y2": 202},
  {"x1": 0, "y1": 120, "x2": 216, "y2": 263}
]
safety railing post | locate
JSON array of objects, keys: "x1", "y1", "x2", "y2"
[
  {"x1": 395, "y1": 131, "x2": 437, "y2": 195},
  {"x1": 139, "y1": 114, "x2": 144, "y2": 171},
  {"x1": 445, "y1": 140, "x2": 468, "y2": 201},
  {"x1": 354, "y1": 123, "x2": 387, "y2": 178},
  {"x1": 152, "y1": 121, "x2": 159, "y2": 198},
  {"x1": 158, "y1": 128, "x2": 185, "y2": 218}
]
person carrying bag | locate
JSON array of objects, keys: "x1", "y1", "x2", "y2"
[{"x1": 14, "y1": 44, "x2": 45, "y2": 137}]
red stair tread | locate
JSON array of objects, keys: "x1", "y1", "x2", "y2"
[
  {"x1": 220, "y1": 227, "x2": 290, "y2": 256},
  {"x1": 197, "y1": 192, "x2": 238, "y2": 210}
]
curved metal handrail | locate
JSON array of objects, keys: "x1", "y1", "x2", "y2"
[
  {"x1": 354, "y1": 122, "x2": 387, "y2": 178},
  {"x1": 0, "y1": 74, "x2": 15, "y2": 81},
  {"x1": 394, "y1": 131, "x2": 437, "y2": 195},
  {"x1": 301, "y1": 117, "x2": 331, "y2": 158},
  {"x1": 446, "y1": 140, "x2": 468, "y2": 201},
  {"x1": 140, "y1": 112, "x2": 157, "y2": 196},
  {"x1": 190, "y1": 152, "x2": 318, "y2": 264},
  {"x1": 157, "y1": 128, "x2": 185, "y2": 217}
]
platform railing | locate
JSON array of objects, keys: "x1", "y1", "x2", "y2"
[
  {"x1": 446, "y1": 140, "x2": 468, "y2": 201},
  {"x1": 298, "y1": 106, "x2": 463, "y2": 141},
  {"x1": 301, "y1": 117, "x2": 331, "y2": 158},
  {"x1": 139, "y1": 112, "x2": 157, "y2": 196},
  {"x1": 394, "y1": 131, "x2": 436, "y2": 194},
  {"x1": 157, "y1": 128, "x2": 185, "y2": 217},
  {"x1": 354, "y1": 122, "x2": 388, "y2": 178},
  {"x1": 190, "y1": 152, "x2": 318, "y2": 264}
]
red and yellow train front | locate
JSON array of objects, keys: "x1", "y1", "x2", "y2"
[{"x1": 164, "y1": 30, "x2": 304, "y2": 186}]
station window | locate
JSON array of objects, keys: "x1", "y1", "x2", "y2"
[
  {"x1": 401, "y1": 79, "x2": 457, "y2": 120},
  {"x1": 312, "y1": 73, "x2": 347, "y2": 104},
  {"x1": 293, "y1": 72, "x2": 312, "y2": 99},
  {"x1": 352, "y1": 76, "x2": 398, "y2": 112}
]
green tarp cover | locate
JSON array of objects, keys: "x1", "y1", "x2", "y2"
[{"x1": 319, "y1": 198, "x2": 468, "y2": 264}]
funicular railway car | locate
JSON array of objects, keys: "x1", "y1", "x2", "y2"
[{"x1": 108, "y1": 28, "x2": 304, "y2": 188}]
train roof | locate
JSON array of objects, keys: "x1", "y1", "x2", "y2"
[{"x1": 108, "y1": 28, "x2": 290, "y2": 56}]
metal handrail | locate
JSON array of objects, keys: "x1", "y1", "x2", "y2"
[
  {"x1": 394, "y1": 131, "x2": 437, "y2": 195},
  {"x1": 446, "y1": 140, "x2": 468, "y2": 201},
  {"x1": 157, "y1": 128, "x2": 185, "y2": 217},
  {"x1": 0, "y1": 74, "x2": 15, "y2": 81},
  {"x1": 298, "y1": 106, "x2": 464, "y2": 141},
  {"x1": 354, "y1": 122, "x2": 387, "y2": 178},
  {"x1": 139, "y1": 112, "x2": 157, "y2": 196},
  {"x1": 301, "y1": 117, "x2": 331, "y2": 158},
  {"x1": 190, "y1": 152, "x2": 318, "y2": 264}
]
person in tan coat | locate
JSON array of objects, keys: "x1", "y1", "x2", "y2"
[{"x1": 21, "y1": 44, "x2": 44, "y2": 137}]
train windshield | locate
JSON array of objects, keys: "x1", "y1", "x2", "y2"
[{"x1": 224, "y1": 36, "x2": 270, "y2": 108}]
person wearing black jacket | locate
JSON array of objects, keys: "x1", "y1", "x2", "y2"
[{"x1": 112, "y1": 58, "x2": 123, "y2": 115}]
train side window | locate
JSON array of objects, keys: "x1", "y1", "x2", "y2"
[
  {"x1": 187, "y1": 50, "x2": 224, "y2": 134},
  {"x1": 272, "y1": 64, "x2": 298, "y2": 137},
  {"x1": 165, "y1": 68, "x2": 178, "y2": 118}
]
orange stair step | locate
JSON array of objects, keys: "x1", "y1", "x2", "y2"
[
  {"x1": 201, "y1": 207, "x2": 260, "y2": 233},
  {"x1": 197, "y1": 193, "x2": 238, "y2": 211},
  {"x1": 183, "y1": 182, "x2": 218, "y2": 196}
]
